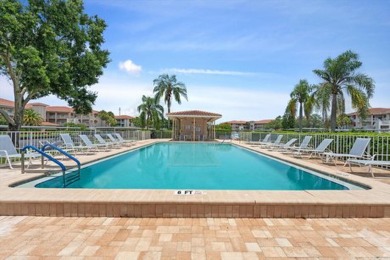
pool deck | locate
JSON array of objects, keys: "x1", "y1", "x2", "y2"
[{"x1": 0, "y1": 139, "x2": 389, "y2": 218}]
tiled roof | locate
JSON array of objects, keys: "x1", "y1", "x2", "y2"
[
  {"x1": 0, "y1": 98, "x2": 14, "y2": 108},
  {"x1": 254, "y1": 119, "x2": 273, "y2": 124},
  {"x1": 224, "y1": 119, "x2": 272, "y2": 124},
  {"x1": 347, "y1": 108, "x2": 390, "y2": 116},
  {"x1": 115, "y1": 115, "x2": 134, "y2": 119},
  {"x1": 29, "y1": 102, "x2": 49, "y2": 107},
  {"x1": 167, "y1": 110, "x2": 222, "y2": 117},
  {"x1": 224, "y1": 120, "x2": 247, "y2": 124},
  {"x1": 46, "y1": 106, "x2": 74, "y2": 113}
]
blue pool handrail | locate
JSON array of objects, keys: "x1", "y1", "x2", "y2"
[
  {"x1": 42, "y1": 143, "x2": 80, "y2": 169},
  {"x1": 21, "y1": 145, "x2": 65, "y2": 172},
  {"x1": 21, "y1": 144, "x2": 81, "y2": 187},
  {"x1": 42, "y1": 143, "x2": 81, "y2": 187}
]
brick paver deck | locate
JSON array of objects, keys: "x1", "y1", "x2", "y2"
[{"x1": 0, "y1": 216, "x2": 389, "y2": 259}]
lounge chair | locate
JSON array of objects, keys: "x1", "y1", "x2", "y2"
[
  {"x1": 60, "y1": 133, "x2": 93, "y2": 154},
  {"x1": 113, "y1": 133, "x2": 135, "y2": 146},
  {"x1": 263, "y1": 134, "x2": 283, "y2": 149},
  {"x1": 248, "y1": 133, "x2": 271, "y2": 145},
  {"x1": 231, "y1": 132, "x2": 240, "y2": 141},
  {"x1": 79, "y1": 134, "x2": 110, "y2": 151},
  {"x1": 323, "y1": 138, "x2": 371, "y2": 165},
  {"x1": 287, "y1": 136, "x2": 312, "y2": 153},
  {"x1": 0, "y1": 135, "x2": 41, "y2": 169},
  {"x1": 107, "y1": 133, "x2": 124, "y2": 147},
  {"x1": 293, "y1": 138, "x2": 333, "y2": 158},
  {"x1": 270, "y1": 138, "x2": 297, "y2": 151},
  {"x1": 347, "y1": 155, "x2": 390, "y2": 177},
  {"x1": 94, "y1": 134, "x2": 120, "y2": 148}
]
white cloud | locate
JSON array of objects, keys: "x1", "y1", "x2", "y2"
[{"x1": 119, "y1": 60, "x2": 142, "y2": 74}]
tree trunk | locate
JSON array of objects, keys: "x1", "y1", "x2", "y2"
[
  {"x1": 167, "y1": 105, "x2": 171, "y2": 129},
  {"x1": 299, "y1": 102, "x2": 303, "y2": 132},
  {"x1": 330, "y1": 93, "x2": 338, "y2": 132}
]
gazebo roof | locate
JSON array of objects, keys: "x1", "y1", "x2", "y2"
[{"x1": 167, "y1": 110, "x2": 222, "y2": 119}]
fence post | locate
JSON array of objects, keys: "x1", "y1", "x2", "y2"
[{"x1": 21, "y1": 152, "x2": 25, "y2": 174}]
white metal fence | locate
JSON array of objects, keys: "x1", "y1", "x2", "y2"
[
  {"x1": 0, "y1": 129, "x2": 151, "y2": 150},
  {"x1": 241, "y1": 132, "x2": 390, "y2": 160}
]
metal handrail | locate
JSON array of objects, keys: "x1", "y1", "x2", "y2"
[
  {"x1": 21, "y1": 144, "x2": 81, "y2": 187},
  {"x1": 42, "y1": 143, "x2": 80, "y2": 169},
  {"x1": 21, "y1": 145, "x2": 67, "y2": 186},
  {"x1": 42, "y1": 143, "x2": 81, "y2": 187}
]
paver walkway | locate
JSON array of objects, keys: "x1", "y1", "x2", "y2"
[{"x1": 1, "y1": 216, "x2": 389, "y2": 259}]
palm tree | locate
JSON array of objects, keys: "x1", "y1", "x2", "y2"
[
  {"x1": 311, "y1": 83, "x2": 345, "y2": 128},
  {"x1": 313, "y1": 50, "x2": 375, "y2": 132},
  {"x1": 287, "y1": 79, "x2": 312, "y2": 132},
  {"x1": 23, "y1": 109, "x2": 43, "y2": 126},
  {"x1": 153, "y1": 74, "x2": 188, "y2": 127},
  {"x1": 311, "y1": 84, "x2": 331, "y2": 125},
  {"x1": 137, "y1": 95, "x2": 164, "y2": 129}
]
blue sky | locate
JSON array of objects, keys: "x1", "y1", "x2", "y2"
[{"x1": 1, "y1": 0, "x2": 389, "y2": 122}]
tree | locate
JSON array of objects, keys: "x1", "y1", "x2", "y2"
[
  {"x1": 23, "y1": 109, "x2": 42, "y2": 126},
  {"x1": 137, "y1": 95, "x2": 164, "y2": 129},
  {"x1": 311, "y1": 84, "x2": 331, "y2": 125},
  {"x1": 0, "y1": 0, "x2": 110, "y2": 131},
  {"x1": 98, "y1": 110, "x2": 117, "y2": 126},
  {"x1": 337, "y1": 114, "x2": 352, "y2": 129},
  {"x1": 215, "y1": 123, "x2": 232, "y2": 132},
  {"x1": 265, "y1": 116, "x2": 283, "y2": 130},
  {"x1": 153, "y1": 74, "x2": 188, "y2": 127},
  {"x1": 0, "y1": 115, "x2": 7, "y2": 125},
  {"x1": 282, "y1": 112, "x2": 295, "y2": 130},
  {"x1": 303, "y1": 114, "x2": 324, "y2": 129},
  {"x1": 286, "y1": 79, "x2": 312, "y2": 132},
  {"x1": 311, "y1": 83, "x2": 345, "y2": 129},
  {"x1": 313, "y1": 50, "x2": 374, "y2": 131},
  {"x1": 131, "y1": 117, "x2": 142, "y2": 128}
]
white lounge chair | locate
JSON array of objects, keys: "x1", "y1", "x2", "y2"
[
  {"x1": 293, "y1": 138, "x2": 333, "y2": 158},
  {"x1": 0, "y1": 135, "x2": 41, "y2": 169},
  {"x1": 347, "y1": 155, "x2": 390, "y2": 177},
  {"x1": 113, "y1": 133, "x2": 135, "y2": 146},
  {"x1": 60, "y1": 133, "x2": 93, "y2": 154},
  {"x1": 264, "y1": 135, "x2": 284, "y2": 149},
  {"x1": 323, "y1": 138, "x2": 371, "y2": 165},
  {"x1": 248, "y1": 134, "x2": 271, "y2": 146},
  {"x1": 94, "y1": 134, "x2": 120, "y2": 148},
  {"x1": 288, "y1": 136, "x2": 312, "y2": 153},
  {"x1": 271, "y1": 138, "x2": 297, "y2": 151},
  {"x1": 79, "y1": 134, "x2": 110, "y2": 151},
  {"x1": 107, "y1": 133, "x2": 124, "y2": 147}
]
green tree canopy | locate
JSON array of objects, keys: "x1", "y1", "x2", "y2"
[
  {"x1": 313, "y1": 50, "x2": 374, "y2": 131},
  {"x1": 266, "y1": 116, "x2": 283, "y2": 130},
  {"x1": 286, "y1": 79, "x2": 313, "y2": 132},
  {"x1": 215, "y1": 123, "x2": 232, "y2": 132},
  {"x1": 0, "y1": 0, "x2": 110, "y2": 130},
  {"x1": 153, "y1": 74, "x2": 187, "y2": 128},
  {"x1": 98, "y1": 110, "x2": 117, "y2": 126},
  {"x1": 137, "y1": 95, "x2": 164, "y2": 130}
]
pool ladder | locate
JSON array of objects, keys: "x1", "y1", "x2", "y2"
[{"x1": 21, "y1": 144, "x2": 81, "y2": 187}]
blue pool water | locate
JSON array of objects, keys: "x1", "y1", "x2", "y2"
[{"x1": 34, "y1": 143, "x2": 362, "y2": 190}]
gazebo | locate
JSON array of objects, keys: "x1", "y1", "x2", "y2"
[{"x1": 167, "y1": 110, "x2": 222, "y2": 141}]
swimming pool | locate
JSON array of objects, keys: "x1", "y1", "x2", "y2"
[{"x1": 27, "y1": 142, "x2": 364, "y2": 190}]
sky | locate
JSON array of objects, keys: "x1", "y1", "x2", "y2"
[{"x1": 1, "y1": 0, "x2": 389, "y2": 123}]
